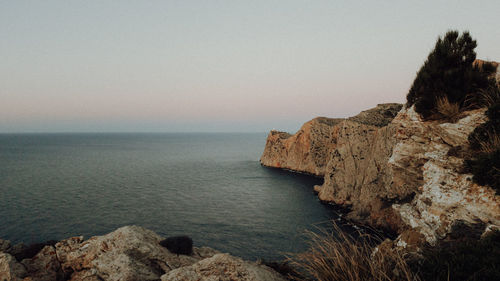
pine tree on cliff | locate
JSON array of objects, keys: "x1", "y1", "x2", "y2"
[{"x1": 406, "y1": 30, "x2": 493, "y2": 118}]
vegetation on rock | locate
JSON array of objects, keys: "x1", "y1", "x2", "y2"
[
  {"x1": 467, "y1": 87, "x2": 500, "y2": 193},
  {"x1": 406, "y1": 30, "x2": 495, "y2": 119},
  {"x1": 416, "y1": 229, "x2": 500, "y2": 281},
  {"x1": 288, "y1": 222, "x2": 419, "y2": 281}
]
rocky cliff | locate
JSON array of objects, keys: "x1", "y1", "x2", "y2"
[
  {"x1": 0, "y1": 226, "x2": 286, "y2": 281},
  {"x1": 260, "y1": 104, "x2": 402, "y2": 177},
  {"x1": 261, "y1": 103, "x2": 500, "y2": 244}
]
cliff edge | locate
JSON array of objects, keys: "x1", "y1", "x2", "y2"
[
  {"x1": 260, "y1": 103, "x2": 402, "y2": 176},
  {"x1": 261, "y1": 103, "x2": 500, "y2": 245}
]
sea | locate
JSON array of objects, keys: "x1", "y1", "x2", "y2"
[{"x1": 0, "y1": 133, "x2": 337, "y2": 260}]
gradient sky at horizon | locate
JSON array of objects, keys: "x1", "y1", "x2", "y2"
[{"x1": 1, "y1": 1, "x2": 499, "y2": 133}]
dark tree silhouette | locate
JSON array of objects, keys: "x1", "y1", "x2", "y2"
[{"x1": 406, "y1": 30, "x2": 493, "y2": 118}]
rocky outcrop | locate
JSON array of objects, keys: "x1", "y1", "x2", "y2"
[
  {"x1": 260, "y1": 103, "x2": 402, "y2": 176},
  {"x1": 162, "y1": 253, "x2": 286, "y2": 281},
  {"x1": 260, "y1": 118, "x2": 342, "y2": 176},
  {"x1": 262, "y1": 103, "x2": 500, "y2": 243},
  {"x1": 389, "y1": 107, "x2": 499, "y2": 244},
  {"x1": 0, "y1": 253, "x2": 28, "y2": 281},
  {"x1": 0, "y1": 226, "x2": 286, "y2": 281}
]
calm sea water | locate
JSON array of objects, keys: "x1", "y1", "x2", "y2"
[{"x1": 0, "y1": 133, "x2": 336, "y2": 260}]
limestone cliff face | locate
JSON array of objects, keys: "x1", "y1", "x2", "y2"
[
  {"x1": 260, "y1": 118, "x2": 342, "y2": 176},
  {"x1": 260, "y1": 104, "x2": 402, "y2": 177},
  {"x1": 389, "y1": 107, "x2": 499, "y2": 244},
  {"x1": 261, "y1": 103, "x2": 500, "y2": 243}
]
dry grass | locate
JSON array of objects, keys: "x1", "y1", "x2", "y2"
[
  {"x1": 464, "y1": 85, "x2": 500, "y2": 109},
  {"x1": 477, "y1": 86, "x2": 500, "y2": 108},
  {"x1": 473, "y1": 130, "x2": 500, "y2": 154},
  {"x1": 435, "y1": 96, "x2": 462, "y2": 122},
  {"x1": 287, "y1": 222, "x2": 420, "y2": 281}
]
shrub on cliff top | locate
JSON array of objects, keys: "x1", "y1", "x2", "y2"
[{"x1": 406, "y1": 30, "x2": 495, "y2": 119}]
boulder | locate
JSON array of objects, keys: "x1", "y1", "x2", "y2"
[
  {"x1": 1, "y1": 226, "x2": 287, "y2": 281},
  {"x1": 160, "y1": 236, "x2": 193, "y2": 255},
  {"x1": 161, "y1": 253, "x2": 287, "y2": 281},
  {"x1": 54, "y1": 226, "x2": 216, "y2": 281},
  {"x1": 0, "y1": 252, "x2": 28, "y2": 281},
  {"x1": 0, "y1": 239, "x2": 11, "y2": 253},
  {"x1": 21, "y1": 245, "x2": 64, "y2": 281}
]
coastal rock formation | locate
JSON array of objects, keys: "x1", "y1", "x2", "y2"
[
  {"x1": 0, "y1": 226, "x2": 285, "y2": 281},
  {"x1": 260, "y1": 118, "x2": 342, "y2": 176},
  {"x1": 260, "y1": 103, "x2": 402, "y2": 176},
  {"x1": 389, "y1": 107, "x2": 499, "y2": 244},
  {"x1": 162, "y1": 253, "x2": 286, "y2": 281},
  {"x1": 261, "y1": 103, "x2": 500, "y2": 243},
  {"x1": 0, "y1": 253, "x2": 28, "y2": 281}
]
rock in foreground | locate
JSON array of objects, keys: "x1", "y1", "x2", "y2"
[
  {"x1": 0, "y1": 226, "x2": 286, "y2": 281},
  {"x1": 162, "y1": 253, "x2": 286, "y2": 281}
]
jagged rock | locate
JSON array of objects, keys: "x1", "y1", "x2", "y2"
[
  {"x1": 54, "y1": 226, "x2": 217, "y2": 281},
  {"x1": 161, "y1": 253, "x2": 287, "y2": 281},
  {"x1": 260, "y1": 117, "x2": 343, "y2": 176},
  {"x1": 7, "y1": 243, "x2": 27, "y2": 262},
  {"x1": 0, "y1": 252, "x2": 28, "y2": 281},
  {"x1": 260, "y1": 103, "x2": 402, "y2": 177},
  {"x1": 12, "y1": 241, "x2": 58, "y2": 262},
  {"x1": 473, "y1": 59, "x2": 500, "y2": 82},
  {"x1": 0, "y1": 226, "x2": 286, "y2": 281},
  {"x1": 0, "y1": 239, "x2": 11, "y2": 253},
  {"x1": 21, "y1": 245, "x2": 64, "y2": 281},
  {"x1": 262, "y1": 103, "x2": 500, "y2": 243},
  {"x1": 390, "y1": 107, "x2": 500, "y2": 244}
]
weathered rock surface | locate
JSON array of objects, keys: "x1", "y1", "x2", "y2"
[
  {"x1": 21, "y1": 245, "x2": 63, "y2": 281},
  {"x1": 262, "y1": 102, "x2": 500, "y2": 243},
  {"x1": 260, "y1": 103, "x2": 402, "y2": 177},
  {"x1": 0, "y1": 253, "x2": 27, "y2": 281},
  {"x1": 389, "y1": 107, "x2": 499, "y2": 244},
  {"x1": 0, "y1": 239, "x2": 12, "y2": 253},
  {"x1": 162, "y1": 253, "x2": 287, "y2": 281},
  {"x1": 0, "y1": 226, "x2": 285, "y2": 281}
]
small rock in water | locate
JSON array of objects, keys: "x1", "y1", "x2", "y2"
[{"x1": 160, "y1": 236, "x2": 193, "y2": 255}]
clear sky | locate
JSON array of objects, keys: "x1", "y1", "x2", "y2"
[{"x1": 1, "y1": 1, "x2": 499, "y2": 133}]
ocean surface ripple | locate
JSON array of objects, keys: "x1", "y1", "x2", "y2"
[{"x1": 0, "y1": 133, "x2": 335, "y2": 260}]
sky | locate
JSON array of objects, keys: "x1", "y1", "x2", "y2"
[{"x1": 1, "y1": 1, "x2": 499, "y2": 133}]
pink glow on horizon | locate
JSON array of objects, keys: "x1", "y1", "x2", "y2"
[{"x1": 1, "y1": 1, "x2": 499, "y2": 132}]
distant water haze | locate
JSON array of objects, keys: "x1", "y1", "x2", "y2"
[{"x1": 1, "y1": 1, "x2": 499, "y2": 133}]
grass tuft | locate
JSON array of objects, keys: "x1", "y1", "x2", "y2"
[
  {"x1": 287, "y1": 222, "x2": 419, "y2": 281},
  {"x1": 435, "y1": 96, "x2": 462, "y2": 122}
]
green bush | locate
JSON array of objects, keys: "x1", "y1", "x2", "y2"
[{"x1": 406, "y1": 31, "x2": 494, "y2": 119}]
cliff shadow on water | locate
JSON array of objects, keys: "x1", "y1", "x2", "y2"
[{"x1": 259, "y1": 165, "x2": 389, "y2": 243}]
